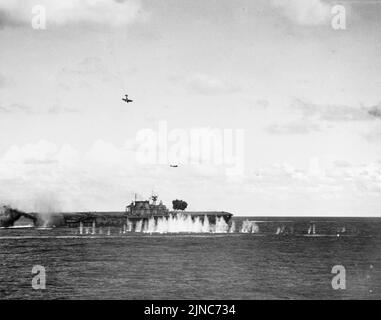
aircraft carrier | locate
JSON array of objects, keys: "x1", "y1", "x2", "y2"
[
  {"x1": 62, "y1": 195, "x2": 233, "y2": 229},
  {"x1": 1, "y1": 195, "x2": 233, "y2": 229}
]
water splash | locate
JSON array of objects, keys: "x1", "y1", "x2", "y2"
[
  {"x1": 276, "y1": 225, "x2": 286, "y2": 235},
  {"x1": 240, "y1": 220, "x2": 259, "y2": 233},
  {"x1": 229, "y1": 221, "x2": 236, "y2": 233},
  {"x1": 41, "y1": 218, "x2": 50, "y2": 228},
  {"x1": 126, "y1": 219, "x2": 133, "y2": 232},
  {"x1": 74, "y1": 218, "x2": 261, "y2": 235},
  {"x1": 135, "y1": 220, "x2": 143, "y2": 233},
  {"x1": 79, "y1": 221, "x2": 83, "y2": 235},
  {"x1": 126, "y1": 215, "x2": 232, "y2": 234}
]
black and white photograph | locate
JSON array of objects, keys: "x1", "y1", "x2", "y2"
[{"x1": 0, "y1": 0, "x2": 381, "y2": 305}]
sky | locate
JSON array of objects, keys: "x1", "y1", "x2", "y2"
[{"x1": 0, "y1": 0, "x2": 381, "y2": 216}]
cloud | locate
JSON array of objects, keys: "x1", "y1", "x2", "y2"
[
  {"x1": 265, "y1": 99, "x2": 381, "y2": 136},
  {"x1": 264, "y1": 97, "x2": 381, "y2": 135},
  {"x1": 0, "y1": 140, "x2": 134, "y2": 211},
  {"x1": 368, "y1": 104, "x2": 381, "y2": 119},
  {"x1": 0, "y1": 0, "x2": 146, "y2": 28},
  {"x1": 0, "y1": 139, "x2": 234, "y2": 212},
  {"x1": 0, "y1": 10, "x2": 21, "y2": 28},
  {"x1": 2, "y1": 141, "x2": 62, "y2": 165},
  {"x1": 271, "y1": 0, "x2": 331, "y2": 26},
  {"x1": 247, "y1": 159, "x2": 381, "y2": 200},
  {"x1": 1, "y1": 140, "x2": 380, "y2": 215},
  {"x1": 293, "y1": 99, "x2": 381, "y2": 122},
  {"x1": 185, "y1": 73, "x2": 240, "y2": 95}
]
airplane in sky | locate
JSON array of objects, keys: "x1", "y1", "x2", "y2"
[{"x1": 122, "y1": 94, "x2": 133, "y2": 103}]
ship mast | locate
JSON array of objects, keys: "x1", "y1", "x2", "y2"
[{"x1": 151, "y1": 191, "x2": 158, "y2": 205}]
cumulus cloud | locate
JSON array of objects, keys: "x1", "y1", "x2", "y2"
[
  {"x1": 271, "y1": 0, "x2": 331, "y2": 26},
  {"x1": 0, "y1": 140, "x2": 135, "y2": 211},
  {"x1": 247, "y1": 159, "x2": 381, "y2": 200},
  {"x1": 1, "y1": 139, "x2": 380, "y2": 215},
  {"x1": 0, "y1": 0, "x2": 146, "y2": 28},
  {"x1": 0, "y1": 139, "x2": 235, "y2": 212},
  {"x1": 2, "y1": 141, "x2": 63, "y2": 165}
]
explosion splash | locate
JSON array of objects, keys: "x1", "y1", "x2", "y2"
[{"x1": 128, "y1": 214, "x2": 233, "y2": 234}]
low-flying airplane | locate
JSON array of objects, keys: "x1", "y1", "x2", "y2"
[
  {"x1": 122, "y1": 94, "x2": 133, "y2": 103},
  {"x1": 170, "y1": 165, "x2": 178, "y2": 168}
]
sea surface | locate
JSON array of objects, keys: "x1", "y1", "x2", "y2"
[{"x1": 1, "y1": 217, "x2": 380, "y2": 300}]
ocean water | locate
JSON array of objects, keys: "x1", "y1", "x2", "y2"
[{"x1": 0, "y1": 217, "x2": 380, "y2": 300}]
